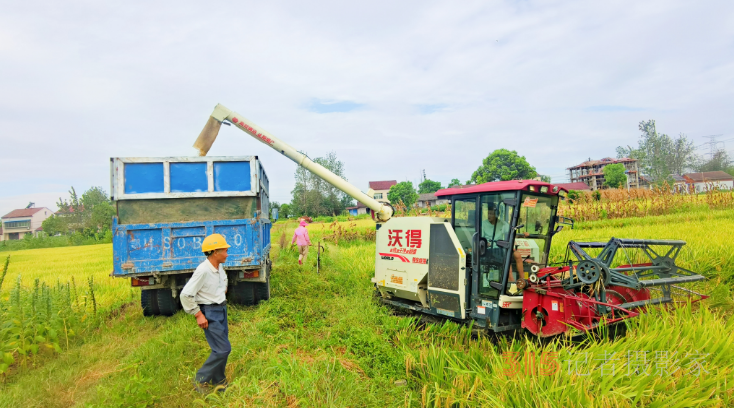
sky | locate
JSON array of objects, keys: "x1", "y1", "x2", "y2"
[{"x1": 1, "y1": 0, "x2": 733, "y2": 216}]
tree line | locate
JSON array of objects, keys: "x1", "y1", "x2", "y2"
[
  {"x1": 41, "y1": 186, "x2": 115, "y2": 238},
  {"x1": 272, "y1": 148, "x2": 541, "y2": 216},
  {"x1": 616, "y1": 120, "x2": 733, "y2": 186}
]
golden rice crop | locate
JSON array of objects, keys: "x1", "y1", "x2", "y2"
[
  {"x1": 0, "y1": 244, "x2": 135, "y2": 378},
  {"x1": 1, "y1": 210, "x2": 731, "y2": 406},
  {"x1": 560, "y1": 184, "x2": 734, "y2": 222}
]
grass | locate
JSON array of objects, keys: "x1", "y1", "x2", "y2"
[{"x1": 0, "y1": 209, "x2": 732, "y2": 407}]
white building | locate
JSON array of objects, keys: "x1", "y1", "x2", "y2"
[
  {"x1": 683, "y1": 171, "x2": 734, "y2": 193},
  {"x1": 368, "y1": 180, "x2": 397, "y2": 203},
  {"x1": 1, "y1": 206, "x2": 53, "y2": 241},
  {"x1": 414, "y1": 192, "x2": 450, "y2": 208}
]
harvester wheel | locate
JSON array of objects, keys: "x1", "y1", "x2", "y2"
[
  {"x1": 141, "y1": 289, "x2": 160, "y2": 317},
  {"x1": 230, "y1": 282, "x2": 256, "y2": 306},
  {"x1": 157, "y1": 288, "x2": 182, "y2": 316}
]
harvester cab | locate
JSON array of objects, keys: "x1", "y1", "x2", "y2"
[
  {"x1": 372, "y1": 180, "x2": 568, "y2": 333},
  {"x1": 194, "y1": 103, "x2": 708, "y2": 339}
]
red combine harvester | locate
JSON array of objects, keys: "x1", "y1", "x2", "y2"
[{"x1": 195, "y1": 104, "x2": 709, "y2": 338}]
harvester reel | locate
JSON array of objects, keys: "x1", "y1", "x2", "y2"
[{"x1": 577, "y1": 260, "x2": 601, "y2": 284}]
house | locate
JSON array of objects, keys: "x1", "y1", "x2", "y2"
[
  {"x1": 683, "y1": 171, "x2": 734, "y2": 193},
  {"x1": 553, "y1": 182, "x2": 592, "y2": 192},
  {"x1": 567, "y1": 157, "x2": 640, "y2": 190},
  {"x1": 1, "y1": 206, "x2": 53, "y2": 240},
  {"x1": 368, "y1": 180, "x2": 397, "y2": 203},
  {"x1": 414, "y1": 192, "x2": 450, "y2": 208},
  {"x1": 346, "y1": 202, "x2": 370, "y2": 216}
]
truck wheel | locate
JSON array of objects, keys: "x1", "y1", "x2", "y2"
[
  {"x1": 230, "y1": 282, "x2": 256, "y2": 306},
  {"x1": 141, "y1": 289, "x2": 160, "y2": 317},
  {"x1": 254, "y1": 275, "x2": 271, "y2": 303},
  {"x1": 157, "y1": 289, "x2": 181, "y2": 316}
]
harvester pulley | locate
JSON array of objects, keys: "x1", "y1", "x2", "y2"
[{"x1": 576, "y1": 260, "x2": 601, "y2": 284}]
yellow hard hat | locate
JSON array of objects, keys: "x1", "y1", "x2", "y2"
[{"x1": 201, "y1": 233, "x2": 231, "y2": 253}]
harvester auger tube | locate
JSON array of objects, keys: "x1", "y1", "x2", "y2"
[{"x1": 194, "y1": 104, "x2": 394, "y2": 222}]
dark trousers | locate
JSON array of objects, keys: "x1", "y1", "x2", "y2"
[{"x1": 195, "y1": 304, "x2": 231, "y2": 384}]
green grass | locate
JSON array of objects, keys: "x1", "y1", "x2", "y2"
[{"x1": 0, "y1": 209, "x2": 732, "y2": 407}]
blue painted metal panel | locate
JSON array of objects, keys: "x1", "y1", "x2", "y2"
[
  {"x1": 127, "y1": 229, "x2": 163, "y2": 262},
  {"x1": 214, "y1": 161, "x2": 251, "y2": 192},
  {"x1": 112, "y1": 217, "x2": 271, "y2": 275},
  {"x1": 170, "y1": 162, "x2": 208, "y2": 192},
  {"x1": 124, "y1": 163, "x2": 164, "y2": 194}
]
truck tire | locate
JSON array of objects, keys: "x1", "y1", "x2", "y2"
[
  {"x1": 230, "y1": 282, "x2": 256, "y2": 306},
  {"x1": 254, "y1": 275, "x2": 271, "y2": 303},
  {"x1": 141, "y1": 289, "x2": 160, "y2": 317},
  {"x1": 157, "y1": 289, "x2": 181, "y2": 316}
]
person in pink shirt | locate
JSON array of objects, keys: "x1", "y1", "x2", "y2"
[{"x1": 291, "y1": 220, "x2": 312, "y2": 265}]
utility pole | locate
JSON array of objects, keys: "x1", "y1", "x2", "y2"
[{"x1": 702, "y1": 135, "x2": 724, "y2": 159}]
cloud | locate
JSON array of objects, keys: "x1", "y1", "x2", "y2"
[
  {"x1": 0, "y1": 0, "x2": 732, "y2": 208},
  {"x1": 585, "y1": 106, "x2": 646, "y2": 112},
  {"x1": 306, "y1": 100, "x2": 364, "y2": 114},
  {"x1": 415, "y1": 104, "x2": 449, "y2": 114}
]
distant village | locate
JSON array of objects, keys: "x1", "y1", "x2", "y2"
[
  {"x1": 3, "y1": 156, "x2": 734, "y2": 240},
  {"x1": 343, "y1": 157, "x2": 733, "y2": 216}
]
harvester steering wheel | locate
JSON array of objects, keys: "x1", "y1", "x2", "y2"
[{"x1": 478, "y1": 237, "x2": 488, "y2": 257}]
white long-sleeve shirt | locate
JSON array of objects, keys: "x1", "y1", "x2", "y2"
[
  {"x1": 180, "y1": 259, "x2": 228, "y2": 316},
  {"x1": 481, "y1": 218, "x2": 510, "y2": 247}
]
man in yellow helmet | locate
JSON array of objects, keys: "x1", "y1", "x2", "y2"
[{"x1": 180, "y1": 233, "x2": 231, "y2": 393}]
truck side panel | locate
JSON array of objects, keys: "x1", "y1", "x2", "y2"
[{"x1": 112, "y1": 217, "x2": 271, "y2": 276}]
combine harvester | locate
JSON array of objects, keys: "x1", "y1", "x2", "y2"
[{"x1": 194, "y1": 104, "x2": 708, "y2": 338}]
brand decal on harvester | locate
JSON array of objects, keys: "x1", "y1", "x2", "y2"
[
  {"x1": 231, "y1": 117, "x2": 274, "y2": 145},
  {"x1": 379, "y1": 253, "x2": 410, "y2": 262}
]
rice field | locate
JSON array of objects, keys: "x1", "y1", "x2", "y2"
[{"x1": 0, "y1": 208, "x2": 732, "y2": 407}]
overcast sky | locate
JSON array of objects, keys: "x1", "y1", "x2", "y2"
[{"x1": 1, "y1": 0, "x2": 732, "y2": 216}]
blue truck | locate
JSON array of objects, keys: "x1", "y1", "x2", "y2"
[{"x1": 110, "y1": 156, "x2": 272, "y2": 316}]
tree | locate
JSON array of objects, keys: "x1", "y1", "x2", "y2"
[
  {"x1": 448, "y1": 178, "x2": 462, "y2": 187},
  {"x1": 43, "y1": 186, "x2": 114, "y2": 236},
  {"x1": 388, "y1": 181, "x2": 418, "y2": 208},
  {"x1": 617, "y1": 121, "x2": 696, "y2": 184},
  {"x1": 290, "y1": 152, "x2": 352, "y2": 217},
  {"x1": 603, "y1": 163, "x2": 626, "y2": 189},
  {"x1": 669, "y1": 133, "x2": 696, "y2": 175},
  {"x1": 469, "y1": 149, "x2": 538, "y2": 184},
  {"x1": 538, "y1": 175, "x2": 551, "y2": 183},
  {"x1": 41, "y1": 215, "x2": 67, "y2": 236},
  {"x1": 695, "y1": 150, "x2": 731, "y2": 173},
  {"x1": 83, "y1": 186, "x2": 113, "y2": 233},
  {"x1": 418, "y1": 179, "x2": 443, "y2": 194},
  {"x1": 279, "y1": 203, "x2": 293, "y2": 219}
]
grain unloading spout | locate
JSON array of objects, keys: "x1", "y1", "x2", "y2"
[{"x1": 193, "y1": 104, "x2": 394, "y2": 222}]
